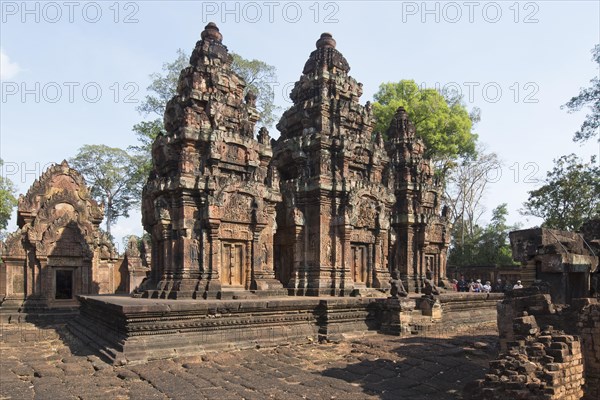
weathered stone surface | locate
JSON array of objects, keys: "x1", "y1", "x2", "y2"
[
  {"x1": 580, "y1": 219, "x2": 600, "y2": 255},
  {"x1": 465, "y1": 319, "x2": 585, "y2": 400},
  {"x1": 3, "y1": 321, "x2": 499, "y2": 400},
  {"x1": 122, "y1": 236, "x2": 151, "y2": 294},
  {"x1": 272, "y1": 33, "x2": 395, "y2": 296},
  {"x1": 386, "y1": 108, "x2": 451, "y2": 293},
  {"x1": 0, "y1": 161, "x2": 117, "y2": 320},
  {"x1": 578, "y1": 299, "x2": 600, "y2": 399},
  {"x1": 134, "y1": 26, "x2": 451, "y2": 301}
]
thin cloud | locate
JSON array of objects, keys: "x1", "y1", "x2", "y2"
[{"x1": 0, "y1": 49, "x2": 22, "y2": 80}]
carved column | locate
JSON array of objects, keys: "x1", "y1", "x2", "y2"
[
  {"x1": 157, "y1": 225, "x2": 171, "y2": 294},
  {"x1": 250, "y1": 230, "x2": 260, "y2": 290},
  {"x1": 290, "y1": 224, "x2": 307, "y2": 294},
  {"x1": 203, "y1": 221, "x2": 222, "y2": 298},
  {"x1": 342, "y1": 224, "x2": 353, "y2": 295},
  {"x1": 361, "y1": 243, "x2": 369, "y2": 288},
  {"x1": 373, "y1": 234, "x2": 382, "y2": 288}
]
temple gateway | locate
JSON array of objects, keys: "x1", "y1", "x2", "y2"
[
  {"x1": 0, "y1": 161, "x2": 118, "y2": 314},
  {"x1": 140, "y1": 23, "x2": 451, "y2": 300}
]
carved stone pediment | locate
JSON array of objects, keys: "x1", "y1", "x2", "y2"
[{"x1": 17, "y1": 161, "x2": 102, "y2": 224}]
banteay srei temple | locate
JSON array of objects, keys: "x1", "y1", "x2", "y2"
[{"x1": 1, "y1": 23, "x2": 599, "y2": 399}]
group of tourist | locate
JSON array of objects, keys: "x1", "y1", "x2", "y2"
[{"x1": 451, "y1": 277, "x2": 523, "y2": 293}]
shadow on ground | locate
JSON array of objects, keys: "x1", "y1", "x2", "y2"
[
  {"x1": 2, "y1": 317, "x2": 100, "y2": 360},
  {"x1": 318, "y1": 334, "x2": 499, "y2": 400}
]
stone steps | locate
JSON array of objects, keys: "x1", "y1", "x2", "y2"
[
  {"x1": 66, "y1": 317, "x2": 122, "y2": 364},
  {"x1": 0, "y1": 301, "x2": 79, "y2": 324}
]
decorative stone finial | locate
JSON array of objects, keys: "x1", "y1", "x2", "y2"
[
  {"x1": 387, "y1": 107, "x2": 417, "y2": 140},
  {"x1": 201, "y1": 22, "x2": 223, "y2": 42},
  {"x1": 316, "y1": 33, "x2": 336, "y2": 49}
]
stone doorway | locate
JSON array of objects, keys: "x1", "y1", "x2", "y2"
[
  {"x1": 221, "y1": 242, "x2": 245, "y2": 287},
  {"x1": 351, "y1": 244, "x2": 368, "y2": 284},
  {"x1": 568, "y1": 272, "x2": 588, "y2": 302},
  {"x1": 55, "y1": 269, "x2": 73, "y2": 299},
  {"x1": 275, "y1": 245, "x2": 293, "y2": 287}
]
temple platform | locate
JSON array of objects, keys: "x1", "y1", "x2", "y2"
[{"x1": 67, "y1": 293, "x2": 503, "y2": 365}]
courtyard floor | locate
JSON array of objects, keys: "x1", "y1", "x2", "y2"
[{"x1": 0, "y1": 321, "x2": 498, "y2": 400}]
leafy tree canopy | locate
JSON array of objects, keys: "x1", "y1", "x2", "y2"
[
  {"x1": 563, "y1": 44, "x2": 600, "y2": 143},
  {"x1": 449, "y1": 203, "x2": 519, "y2": 267},
  {"x1": 69, "y1": 145, "x2": 146, "y2": 236},
  {"x1": 0, "y1": 159, "x2": 18, "y2": 232},
  {"x1": 373, "y1": 80, "x2": 479, "y2": 167},
  {"x1": 521, "y1": 153, "x2": 600, "y2": 231},
  {"x1": 231, "y1": 52, "x2": 278, "y2": 128}
]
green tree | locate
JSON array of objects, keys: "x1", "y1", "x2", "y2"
[
  {"x1": 476, "y1": 204, "x2": 518, "y2": 265},
  {"x1": 448, "y1": 221, "x2": 483, "y2": 267},
  {"x1": 521, "y1": 154, "x2": 600, "y2": 231},
  {"x1": 562, "y1": 44, "x2": 600, "y2": 143},
  {"x1": 0, "y1": 159, "x2": 18, "y2": 232},
  {"x1": 131, "y1": 49, "x2": 189, "y2": 163},
  {"x1": 449, "y1": 204, "x2": 518, "y2": 266},
  {"x1": 231, "y1": 53, "x2": 278, "y2": 128},
  {"x1": 373, "y1": 80, "x2": 479, "y2": 168},
  {"x1": 69, "y1": 145, "x2": 146, "y2": 236}
]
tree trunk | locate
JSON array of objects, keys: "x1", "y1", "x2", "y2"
[{"x1": 106, "y1": 198, "x2": 112, "y2": 236}]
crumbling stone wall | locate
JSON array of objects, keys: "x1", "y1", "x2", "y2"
[
  {"x1": 470, "y1": 285, "x2": 600, "y2": 399},
  {"x1": 466, "y1": 314, "x2": 585, "y2": 400},
  {"x1": 578, "y1": 301, "x2": 600, "y2": 399},
  {"x1": 496, "y1": 284, "x2": 562, "y2": 352}
]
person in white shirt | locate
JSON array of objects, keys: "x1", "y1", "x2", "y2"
[
  {"x1": 513, "y1": 280, "x2": 524, "y2": 289},
  {"x1": 482, "y1": 281, "x2": 492, "y2": 293}
]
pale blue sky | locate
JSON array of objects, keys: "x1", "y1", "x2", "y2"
[{"x1": 1, "y1": 1, "x2": 599, "y2": 250}]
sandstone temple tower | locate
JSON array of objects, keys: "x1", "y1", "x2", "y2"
[
  {"x1": 141, "y1": 23, "x2": 284, "y2": 299},
  {"x1": 273, "y1": 33, "x2": 395, "y2": 296},
  {"x1": 141, "y1": 25, "x2": 450, "y2": 298},
  {"x1": 386, "y1": 108, "x2": 451, "y2": 292},
  {"x1": 0, "y1": 161, "x2": 117, "y2": 312}
]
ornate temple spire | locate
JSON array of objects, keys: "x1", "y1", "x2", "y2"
[
  {"x1": 143, "y1": 24, "x2": 283, "y2": 299},
  {"x1": 279, "y1": 32, "x2": 364, "y2": 138},
  {"x1": 273, "y1": 32, "x2": 393, "y2": 296},
  {"x1": 200, "y1": 21, "x2": 223, "y2": 42},
  {"x1": 387, "y1": 107, "x2": 416, "y2": 140},
  {"x1": 316, "y1": 32, "x2": 336, "y2": 49},
  {"x1": 301, "y1": 32, "x2": 350, "y2": 76},
  {"x1": 190, "y1": 22, "x2": 231, "y2": 67}
]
